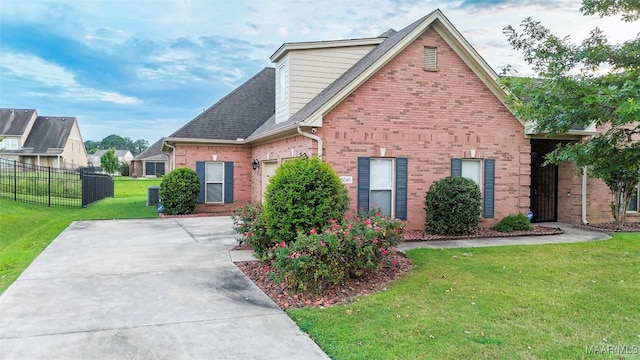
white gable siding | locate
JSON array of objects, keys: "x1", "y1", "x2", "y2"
[
  {"x1": 274, "y1": 45, "x2": 375, "y2": 124},
  {"x1": 288, "y1": 46, "x2": 375, "y2": 117}
]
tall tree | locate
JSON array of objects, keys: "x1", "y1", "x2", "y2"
[
  {"x1": 132, "y1": 139, "x2": 149, "y2": 156},
  {"x1": 502, "y1": 0, "x2": 639, "y2": 228},
  {"x1": 100, "y1": 149, "x2": 119, "y2": 175}
]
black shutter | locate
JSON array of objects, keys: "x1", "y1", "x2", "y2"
[
  {"x1": 357, "y1": 157, "x2": 370, "y2": 212},
  {"x1": 451, "y1": 158, "x2": 462, "y2": 176},
  {"x1": 196, "y1": 161, "x2": 205, "y2": 204},
  {"x1": 224, "y1": 162, "x2": 234, "y2": 204},
  {"x1": 395, "y1": 158, "x2": 408, "y2": 220},
  {"x1": 484, "y1": 159, "x2": 495, "y2": 218}
]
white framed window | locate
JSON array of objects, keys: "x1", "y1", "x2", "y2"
[
  {"x1": 628, "y1": 182, "x2": 639, "y2": 212},
  {"x1": 205, "y1": 162, "x2": 224, "y2": 203},
  {"x1": 52, "y1": 157, "x2": 60, "y2": 168},
  {"x1": 462, "y1": 159, "x2": 482, "y2": 189},
  {"x1": 0, "y1": 138, "x2": 19, "y2": 149},
  {"x1": 370, "y1": 158, "x2": 394, "y2": 216}
]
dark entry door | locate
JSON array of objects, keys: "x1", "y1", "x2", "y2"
[{"x1": 530, "y1": 152, "x2": 558, "y2": 222}]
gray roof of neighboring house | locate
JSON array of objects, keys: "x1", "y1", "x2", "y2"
[
  {"x1": 170, "y1": 67, "x2": 275, "y2": 140},
  {"x1": 134, "y1": 138, "x2": 168, "y2": 161},
  {"x1": 93, "y1": 149, "x2": 132, "y2": 158},
  {"x1": 20, "y1": 117, "x2": 77, "y2": 154},
  {"x1": 0, "y1": 108, "x2": 36, "y2": 135},
  {"x1": 247, "y1": 12, "x2": 433, "y2": 139}
]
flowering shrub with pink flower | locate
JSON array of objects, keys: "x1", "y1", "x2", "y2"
[
  {"x1": 269, "y1": 209, "x2": 405, "y2": 293},
  {"x1": 231, "y1": 203, "x2": 271, "y2": 258}
]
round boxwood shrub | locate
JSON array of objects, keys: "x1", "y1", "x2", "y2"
[
  {"x1": 159, "y1": 167, "x2": 200, "y2": 215},
  {"x1": 264, "y1": 156, "x2": 349, "y2": 245},
  {"x1": 424, "y1": 176, "x2": 481, "y2": 235},
  {"x1": 492, "y1": 213, "x2": 533, "y2": 233}
]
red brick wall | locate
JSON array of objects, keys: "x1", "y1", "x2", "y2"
[
  {"x1": 173, "y1": 143, "x2": 252, "y2": 214},
  {"x1": 319, "y1": 27, "x2": 530, "y2": 230}
]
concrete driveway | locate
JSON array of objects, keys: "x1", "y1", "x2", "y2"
[{"x1": 0, "y1": 217, "x2": 330, "y2": 360}]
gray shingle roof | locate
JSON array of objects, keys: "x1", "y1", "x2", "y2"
[
  {"x1": 247, "y1": 10, "x2": 436, "y2": 140},
  {"x1": 0, "y1": 108, "x2": 36, "y2": 135},
  {"x1": 170, "y1": 68, "x2": 275, "y2": 140},
  {"x1": 22, "y1": 117, "x2": 76, "y2": 154},
  {"x1": 93, "y1": 149, "x2": 132, "y2": 158},
  {"x1": 134, "y1": 138, "x2": 168, "y2": 161}
]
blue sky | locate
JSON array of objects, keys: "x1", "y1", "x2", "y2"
[{"x1": 0, "y1": 0, "x2": 635, "y2": 143}]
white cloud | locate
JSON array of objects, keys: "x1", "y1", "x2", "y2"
[
  {"x1": 0, "y1": 52, "x2": 140, "y2": 105},
  {"x1": 278, "y1": 27, "x2": 289, "y2": 37}
]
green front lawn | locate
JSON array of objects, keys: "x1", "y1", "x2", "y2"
[
  {"x1": 289, "y1": 233, "x2": 640, "y2": 359},
  {"x1": 0, "y1": 177, "x2": 162, "y2": 293}
]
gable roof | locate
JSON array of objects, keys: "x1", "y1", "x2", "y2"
[
  {"x1": 0, "y1": 108, "x2": 37, "y2": 136},
  {"x1": 169, "y1": 67, "x2": 275, "y2": 141},
  {"x1": 21, "y1": 117, "x2": 77, "y2": 154},
  {"x1": 134, "y1": 138, "x2": 168, "y2": 161},
  {"x1": 167, "y1": 10, "x2": 517, "y2": 144},
  {"x1": 247, "y1": 9, "x2": 515, "y2": 141}
]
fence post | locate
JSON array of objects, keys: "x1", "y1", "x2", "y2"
[
  {"x1": 48, "y1": 166, "x2": 52, "y2": 207},
  {"x1": 13, "y1": 160, "x2": 17, "y2": 201}
]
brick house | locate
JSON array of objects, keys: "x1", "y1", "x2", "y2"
[{"x1": 163, "y1": 10, "x2": 637, "y2": 230}]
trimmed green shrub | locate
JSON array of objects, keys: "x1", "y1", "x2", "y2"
[
  {"x1": 264, "y1": 156, "x2": 349, "y2": 244},
  {"x1": 269, "y1": 209, "x2": 405, "y2": 293},
  {"x1": 118, "y1": 161, "x2": 130, "y2": 176},
  {"x1": 159, "y1": 167, "x2": 200, "y2": 215},
  {"x1": 424, "y1": 176, "x2": 481, "y2": 235},
  {"x1": 231, "y1": 203, "x2": 271, "y2": 258},
  {"x1": 492, "y1": 213, "x2": 533, "y2": 233}
]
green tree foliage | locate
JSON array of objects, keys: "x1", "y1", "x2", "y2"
[
  {"x1": 424, "y1": 176, "x2": 482, "y2": 235},
  {"x1": 264, "y1": 156, "x2": 350, "y2": 243},
  {"x1": 84, "y1": 134, "x2": 149, "y2": 156},
  {"x1": 100, "y1": 149, "x2": 119, "y2": 174},
  {"x1": 159, "y1": 168, "x2": 200, "y2": 215},
  {"x1": 501, "y1": 0, "x2": 639, "y2": 228}
]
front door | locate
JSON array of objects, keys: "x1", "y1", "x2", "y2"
[
  {"x1": 261, "y1": 161, "x2": 278, "y2": 202},
  {"x1": 530, "y1": 151, "x2": 558, "y2": 222}
]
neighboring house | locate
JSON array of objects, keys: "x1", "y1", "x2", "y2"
[
  {"x1": 88, "y1": 149, "x2": 134, "y2": 167},
  {"x1": 130, "y1": 139, "x2": 168, "y2": 177},
  {"x1": 0, "y1": 108, "x2": 88, "y2": 169},
  {"x1": 163, "y1": 10, "x2": 635, "y2": 230}
]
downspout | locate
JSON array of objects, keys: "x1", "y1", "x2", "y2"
[
  {"x1": 582, "y1": 166, "x2": 589, "y2": 224},
  {"x1": 297, "y1": 126, "x2": 323, "y2": 159},
  {"x1": 164, "y1": 141, "x2": 176, "y2": 172}
]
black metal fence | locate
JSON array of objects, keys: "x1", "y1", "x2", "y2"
[{"x1": 0, "y1": 159, "x2": 114, "y2": 208}]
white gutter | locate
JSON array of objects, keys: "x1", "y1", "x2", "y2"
[
  {"x1": 164, "y1": 141, "x2": 176, "y2": 172},
  {"x1": 297, "y1": 126, "x2": 323, "y2": 159},
  {"x1": 582, "y1": 166, "x2": 589, "y2": 224}
]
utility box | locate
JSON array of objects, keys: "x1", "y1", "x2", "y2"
[{"x1": 147, "y1": 186, "x2": 160, "y2": 206}]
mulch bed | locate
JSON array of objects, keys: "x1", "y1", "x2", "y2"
[
  {"x1": 576, "y1": 222, "x2": 640, "y2": 233},
  {"x1": 236, "y1": 253, "x2": 412, "y2": 310},
  {"x1": 403, "y1": 225, "x2": 563, "y2": 241}
]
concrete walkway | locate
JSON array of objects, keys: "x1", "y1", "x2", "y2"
[
  {"x1": 0, "y1": 217, "x2": 330, "y2": 360},
  {"x1": 398, "y1": 222, "x2": 612, "y2": 251}
]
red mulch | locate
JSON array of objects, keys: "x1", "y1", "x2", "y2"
[
  {"x1": 403, "y1": 225, "x2": 563, "y2": 241},
  {"x1": 236, "y1": 253, "x2": 412, "y2": 310},
  {"x1": 576, "y1": 222, "x2": 640, "y2": 233}
]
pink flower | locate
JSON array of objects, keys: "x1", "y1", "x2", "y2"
[
  {"x1": 310, "y1": 228, "x2": 317, "y2": 234},
  {"x1": 319, "y1": 240, "x2": 326, "y2": 247},
  {"x1": 365, "y1": 219, "x2": 371, "y2": 227},
  {"x1": 279, "y1": 241, "x2": 286, "y2": 248}
]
